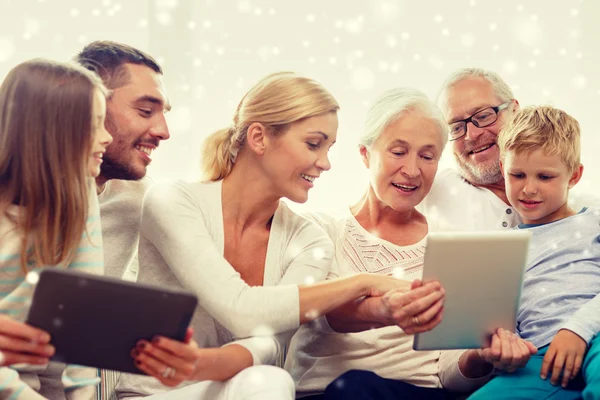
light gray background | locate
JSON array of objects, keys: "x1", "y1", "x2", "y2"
[{"x1": 1, "y1": 0, "x2": 598, "y2": 215}]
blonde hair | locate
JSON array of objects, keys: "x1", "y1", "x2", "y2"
[
  {"x1": 498, "y1": 105, "x2": 581, "y2": 173},
  {"x1": 202, "y1": 72, "x2": 339, "y2": 181},
  {"x1": 0, "y1": 58, "x2": 107, "y2": 273}
]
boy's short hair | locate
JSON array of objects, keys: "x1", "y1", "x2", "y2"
[
  {"x1": 74, "y1": 41, "x2": 162, "y2": 90},
  {"x1": 498, "y1": 105, "x2": 581, "y2": 173}
]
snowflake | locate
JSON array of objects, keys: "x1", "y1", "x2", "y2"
[
  {"x1": 26, "y1": 271, "x2": 40, "y2": 285},
  {"x1": 155, "y1": 0, "x2": 178, "y2": 9},
  {"x1": 392, "y1": 267, "x2": 405, "y2": 279},
  {"x1": 305, "y1": 309, "x2": 319, "y2": 320},
  {"x1": 250, "y1": 324, "x2": 275, "y2": 336},
  {"x1": 502, "y1": 60, "x2": 518, "y2": 75},
  {"x1": 386, "y1": 35, "x2": 397, "y2": 47},
  {"x1": 572, "y1": 75, "x2": 587, "y2": 90},
  {"x1": 428, "y1": 55, "x2": 444, "y2": 70},
  {"x1": 374, "y1": 1, "x2": 399, "y2": 22},
  {"x1": 156, "y1": 11, "x2": 172, "y2": 25},
  {"x1": 351, "y1": 67, "x2": 375, "y2": 91},
  {"x1": 237, "y1": 0, "x2": 252, "y2": 13},
  {"x1": 194, "y1": 85, "x2": 205, "y2": 100},
  {"x1": 345, "y1": 17, "x2": 363, "y2": 34},
  {"x1": 461, "y1": 34, "x2": 475, "y2": 48}
]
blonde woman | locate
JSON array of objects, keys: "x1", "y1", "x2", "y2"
[
  {"x1": 0, "y1": 59, "x2": 112, "y2": 399},
  {"x1": 117, "y1": 73, "x2": 445, "y2": 400}
]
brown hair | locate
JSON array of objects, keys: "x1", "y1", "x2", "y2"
[
  {"x1": 0, "y1": 58, "x2": 107, "y2": 273},
  {"x1": 202, "y1": 72, "x2": 339, "y2": 181},
  {"x1": 498, "y1": 105, "x2": 581, "y2": 173},
  {"x1": 74, "y1": 40, "x2": 162, "y2": 89}
]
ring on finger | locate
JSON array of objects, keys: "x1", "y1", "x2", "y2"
[
  {"x1": 412, "y1": 316, "x2": 420, "y2": 325},
  {"x1": 161, "y1": 366, "x2": 174, "y2": 378}
]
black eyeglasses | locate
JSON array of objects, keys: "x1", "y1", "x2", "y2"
[{"x1": 448, "y1": 100, "x2": 513, "y2": 141}]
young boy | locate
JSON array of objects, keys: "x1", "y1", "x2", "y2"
[{"x1": 469, "y1": 106, "x2": 600, "y2": 400}]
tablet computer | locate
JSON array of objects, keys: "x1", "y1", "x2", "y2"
[
  {"x1": 26, "y1": 268, "x2": 198, "y2": 374},
  {"x1": 413, "y1": 230, "x2": 531, "y2": 351}
]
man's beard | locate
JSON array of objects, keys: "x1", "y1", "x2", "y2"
[
  {"x1": 100, "y1": 152, "x2": 142, "y2": 181},
  {"x1": 453, "y1": 151, "x2": 503, "y2": 186},
  {"x1": 100, "y1": 116, "x2": 145, "y2": 181}
]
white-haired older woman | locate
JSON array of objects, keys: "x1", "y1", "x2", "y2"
[{"x1": 285, "y1": 88, "x2": 537, "y2": 400}]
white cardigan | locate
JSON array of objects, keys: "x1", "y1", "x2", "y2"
[{"x1": 117, "y1": 179, "x2": 334, "y2": 399}]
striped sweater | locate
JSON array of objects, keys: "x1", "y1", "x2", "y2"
[{"x1": 0, "y1": 183, "x2": 104, "y2": 400}]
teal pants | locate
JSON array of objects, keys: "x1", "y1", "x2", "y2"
[{"x1": 468, "y1": 335, "x2": 600, "y2": 400}]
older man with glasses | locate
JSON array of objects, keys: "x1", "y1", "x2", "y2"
[{"x1": 419, "y1": 68, "x2": 597, "y2": 231}]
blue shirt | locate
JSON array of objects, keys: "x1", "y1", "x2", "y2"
[{"x1": 516, "y1": 208, "x2": 600, "y2": 348}]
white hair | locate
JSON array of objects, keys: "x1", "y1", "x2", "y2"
[
  {"x1": 437, "y1": 67, "x2": 514, "y2": 110},
  {"x1": 360, "y1": 87, "x2": 448, "y2": 148}
]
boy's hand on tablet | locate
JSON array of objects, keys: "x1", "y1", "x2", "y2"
[
  {"x1": 477, "y1": 328, "x2": 537, "y2": 372},
  {"x1": 540, "y1": 329, "x2": 586, "y2": 388},
  {"x1": 381, "y1": 279, "x2": 445, "y2": 334},
  {"x1": 0, "y1": 315, "x2": 54, "y2": 366}
]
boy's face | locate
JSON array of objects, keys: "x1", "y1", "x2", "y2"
[{"x1": 502, "y1": 149, "x2": 582, "y2": 225}]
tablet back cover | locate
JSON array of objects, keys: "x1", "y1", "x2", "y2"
[
  {"x1": 413, "y1": 230, "x2": 531, "y2": 351},
  {"x1": 26, "y1": 269, "x2": 197, "y2": 374}
]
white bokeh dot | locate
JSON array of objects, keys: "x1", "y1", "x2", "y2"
[
  {"x1": 374, "y1": 1, "x2": 399, "y2": 22},
  {"x1": 573, "y1": 75, "x2": 587, "y2": 90},
  {"x1": 386, "y1": 35, "x2": 397, "y2": 47},
  {"x1": 26, "y1": 271, "x2": 40, "y2": 285},
  {"x1": 461, "y1": 34, "x2": 475, "y2": 48},
  {"x1": 156, "y1": 11, "x2": 172, "y2": 25},
  {"x1": 351, "y1": 67, "x2": 374, "y2": 92},
  {"x1": 345, "y1": 18, "x2": 363, "y2": 34},
  {"x1": 0, "y1": 37, "x2": 16, "y2": 63},
  {"x1": 237, "y1": 0, "x2": 251, "y2": 13}
]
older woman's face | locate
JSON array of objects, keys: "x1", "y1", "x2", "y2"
[{"x1": 361, "y1": 109, "x2": 444, "y2": 212}]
